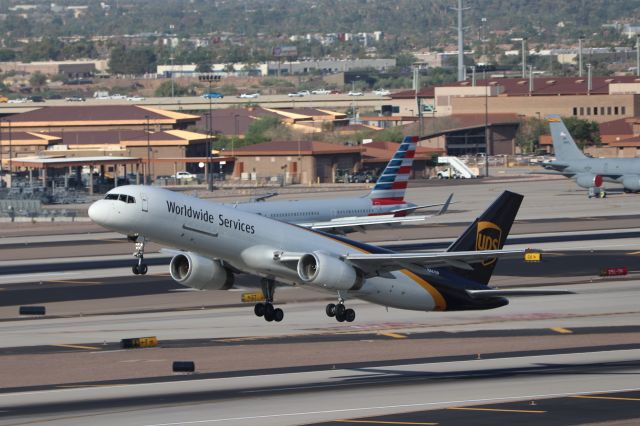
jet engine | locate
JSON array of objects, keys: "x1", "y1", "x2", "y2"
[
  {"x1": 169, "y1": 252, "x2": 234, "y2": 290},
  {"x1": 297, "y1": 252, "x2": 364, "y2": 291},
  {"x1": 622, "y1": 175, "x2": 640, "y2": 192},
  {"x1": 575, "y1": 173, "x2": 603, "y2": 189}
]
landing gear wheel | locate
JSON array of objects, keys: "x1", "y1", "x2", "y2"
[
  {"x1": 264, "y1": 303, "x2": 275, "y2": 318},
  {"x1": 254, "y1": 303, "x2": 265, "y2": 317},
  {"x1": 326, "y1": 303, "x2": 336, "y2": 317},
  {"x1": 335, "y1": 303, "x2": 346, "y2": 317},
  {"x1": 131, "y1": 236, "x2": 147, "y2": 275},
  {"x1": 264, "y1": 311, "x2": 274, "y2": 322},
  {"x1": 336, "y1": 311, "x2": 346, "y2": 322},
  {"x1": 345, "y1": 308, "x2": 356, "y2": 323},
  {"x1": 274, "y1": 308, "x2": 284, "y2": 322}
]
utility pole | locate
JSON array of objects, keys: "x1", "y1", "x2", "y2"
[
  {"x1": 578, "y1": 37, "x2": 584, "y2": 77},
  {"x1": 7, "y1": 120, "x2": 11, "y2": 176},
  {"x1": 145, "y1": 116, "x2": 151, "y2": 185},
  {"x1": 199, "y1": 74, "x2": 217, "y2": 191},
  {"x1": 521, "y1": 37, "x2": 527, "y2": 78},
  {"x1": 636, "y1": 35, "x2": 639, "y2": 77},
  {"x1": 453, "y1": 0, "x2": 469, "y2": 81}
]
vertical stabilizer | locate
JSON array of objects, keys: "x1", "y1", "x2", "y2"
[
  {"x1": 368, "y1": 136, "x2": 418, "y2": 204},
  {"x1": 444, "y1": 191, "x2": 523, "y2": 285},
  {"x1": 548, "y1": 114, "x2": 586, "y2": 161}
]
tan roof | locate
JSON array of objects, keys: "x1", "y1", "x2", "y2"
[
  {"x1": 233, "y1": 140, "x2": 363, "y2": 156},
  {"x1": 0, "y1": 131, "x2": 61, "y2": 146},
  {"x1": 1, "y1": 105, "x2": 199, "y2": 128},
  {"x1": 120, "y1": 129, "x2": 211, "y2": 147}
]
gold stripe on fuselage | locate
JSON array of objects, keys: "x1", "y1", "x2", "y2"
[{"x1": 311, "y1": 229, "x2": 447, "y2": 311}]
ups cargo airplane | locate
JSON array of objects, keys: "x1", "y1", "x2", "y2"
[
  {"x1": 89, "y1": 187, "x2": 567, "y2": 323},
  {"x1": 230, "y1": 136, "x2": 452, "y2": 233},
  {"x1": 540, "y1": 114, "x2": 640, "y2": 198}
]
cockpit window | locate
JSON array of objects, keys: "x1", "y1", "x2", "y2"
[{"x1": 105, "y1": 193, "x2": 135, "y2": 203}]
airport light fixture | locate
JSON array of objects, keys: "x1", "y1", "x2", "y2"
[{"x1": 199, "y1": 73, "x2": 218, "y2": 191}]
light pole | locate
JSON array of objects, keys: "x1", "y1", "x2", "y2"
[
  {"x1": 170, "y1": 56, "x2": 175, "y2": 98},
  {"x1": 484, "y1": 83, "x2": 489, "y2": 177},
  {"x1": 7, "y1": 120, "x2": 12, "y2": 175},
  {"x1": 145, "y1": 116, "x2": 151, "y2": 185},
  {"x1": 578, "y1": 36, "x2": 584, "y2": 77},
  {"x1": 199, "y1": 74, "x2": 216, "y2": 191}
]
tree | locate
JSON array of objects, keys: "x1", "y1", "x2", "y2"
[
  {"x1": 108, "y1": 44, "x2": 157, "y2": 75},
  {"x1": 154, "y1": 80, "x2": 189, "y2": 97},
  {"x1": 515, "y1": 117, "x2": 548, "y2": 153},
  {"x1": 29, "y1": 72, "x2": 47, "y2": 93},
  {"x1": 562, "y1": 116, "x2": 601, "y2": 148},
  {"x1": 243, "y1": 116, "x2": 283, "y2": 146}
]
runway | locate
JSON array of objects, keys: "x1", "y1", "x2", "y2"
[{"x1": 2, "y1": 177, "x2": 640, "y2": 424}]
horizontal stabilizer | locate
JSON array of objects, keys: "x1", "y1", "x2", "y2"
[
  {"x1": 391, "y1": 193, "x2": 454, "y2": 216},
  {"x1": 466, "y1": 289, "x2": 574, "y2": 299}
]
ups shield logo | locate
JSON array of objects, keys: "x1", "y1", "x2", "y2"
[{"x1": 476, "y1": 221, "x2": 502, "y2": 266}]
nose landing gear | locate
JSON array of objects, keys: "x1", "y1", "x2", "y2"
[
  {"x1": 254, "y1": 278, "x2": 284, "y2": 322},
  {"x1": 130, "y1": 235, "x2": 148, "y2": 275}
]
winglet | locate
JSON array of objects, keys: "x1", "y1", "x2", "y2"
[{"x1": 436, "y1": 193, "x2": 454, "y2": 216}]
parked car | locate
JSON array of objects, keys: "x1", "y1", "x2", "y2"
[
  {"x1": 29, "y1": 95, "x2": 45, "y2": 102},
  {"x1": 287, "y1": 92, "x2": 304, "y2": 97},
  {"x1": 238, "y1": 93, "x2": 259, "y2": 99},
  {"x1": 173, "y1": 171, "x2": 197, "y2": 180},
  {"x1": 348, "y1": 171, "x2": 376, "y2": 183},
  {"x1": 202, "y1": 92, "x2": 224, "y2": 99},
  {"x1": 311, "y1": 89, "x2": 330, "y2": 95},
  {"x1": 347, "y1": 91, "x2": 363, "y2": 96},
  {"x1": 127, "y1": 95, "x2": 145, "y2": 101},
  {"x1": 65, "y1": 96, "x2": 86, "y2": 102}
]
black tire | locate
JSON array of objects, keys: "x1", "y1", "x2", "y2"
[
  {"x1": 264, "y1": 311, "x2": 274, "y2": 322},
  {"x1": 336, "y1": 312, "x2": 346, "y2": 322},
  {"x1": 264, "y1": 303, "x2": 275, "y2": 317},
  {"x1": 254, "y1": 303, "x2": 265, "y2": 317},
  {"x1": 274, "y1": 308, "x2": 284, "y2": 322},
  {"x1": 326, "y1": 303, "x2": 336, "y2": 317},
  {"x1": 335, "y1": 304, "x2": 346, "y2": 317},
  {"x1": 132, "y1": 264, "x2": 139, "y2": 275},
  {"x1": 345, "y1": 308, "x2": 356, "y2": 323},
  {"x1": 139, "y1": 264, "x2": 148, "y2": 275}
]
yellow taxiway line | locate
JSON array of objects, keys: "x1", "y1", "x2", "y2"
[
  {"x1": 52, "y1": 344, "x2": 100, "y2": 350},
  {"x1": 448, "y1": 407, "x2": 546, "y2": 414}
]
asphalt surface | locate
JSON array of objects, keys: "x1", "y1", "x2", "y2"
[{"x1": 0, "y1": 249, "x2": 636, "y2": 308}]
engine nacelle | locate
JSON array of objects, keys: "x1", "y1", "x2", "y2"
[
  {"x1": 169, "y1": 252, "x2": 234, "y2": 290},
  {"x1": 575, "y1": 173, "x2": 602, "y2": 189},
  {"x1": 297, "y1": 252, "x2": 363, "y2": 291},
  {"x1": 622, "y1": 175, "x2": 640, "y2": 192}
]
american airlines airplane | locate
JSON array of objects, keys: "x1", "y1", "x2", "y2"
[
  {"x1": 231, "y1": 136, "x2": 453, "y2": 232},
  {"x1": 89, "y1": 187, "x2": 567, "y2": 323}
]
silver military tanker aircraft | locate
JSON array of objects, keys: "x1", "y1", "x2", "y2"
[
  {"x1": 540, "y1": 114, "x2": 640, "y2": 198},
  {"x1": 231, "y1": 136, "x2": 452, "y2": 232},
  {"x1": 89, "y1": 186, "x2": 568, "y2": 323}
]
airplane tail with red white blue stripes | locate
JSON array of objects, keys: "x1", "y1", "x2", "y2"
[{"x1": 367, "y1": 136, "x2": 418, "y2": 205}]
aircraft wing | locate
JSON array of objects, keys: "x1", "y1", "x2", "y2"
[
  {"x1": 275, "y1": 248, "x2": 540, "y2": 277},
  {"x1": 342, "y1": 249, "x2": 536, "y2": 276},
  {"x1": 465, "y1": 289, "x2": 573, "y2": 298},
  {"x1": 390, "y1": 193, "x2": 454, "y2": 216},
  {"x1": 299, "y1": 214, "x2": 429, "y2": 233}
]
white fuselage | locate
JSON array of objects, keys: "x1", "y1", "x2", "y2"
[
  {"x1": 89, "y1": 185, "x2": 439, "y2": 311},
  {"x1": 232, "y1": 197, "x2": 413, "y2": 223}
]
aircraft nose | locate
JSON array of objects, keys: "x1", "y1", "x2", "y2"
[{"x1": 88, "y1": 200, "x2": 108, "y2": 226}]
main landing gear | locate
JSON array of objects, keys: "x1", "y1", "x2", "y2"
[
  {"x1": 130, "y1": 235, "x2": 148, "y2": 275},
  {"x1": 254, "y1": 278, "x2": 284, "y2": 322},
  {"x1": 325, "y1": 293, "x2": 355, "y2": 323},
  {"x1": 588, "y1": 187, "x2": 606, "y2": 199}
]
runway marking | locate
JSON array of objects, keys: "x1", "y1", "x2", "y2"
[
  {"x1": 335, "y1": 421, "x2": 437, "y2": 425},
  {"x1": 571, "y1": 395, "x2": 640, "y2": 401},
  {"x1": 48, "y1": 280, "x2": 101, "y2": 285},
  {"x1": 52, "y1": 344, "x2": 100, "y2": 350},
  {"x1": 551, "y1": 327, "x2": 573, "y2": 334},
  {"x1": 377, "y1": 331, "x2": 407, "y2": 339},
  {"x1": 447, "y1": 407, "x2": 546, "y2": 414}
]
